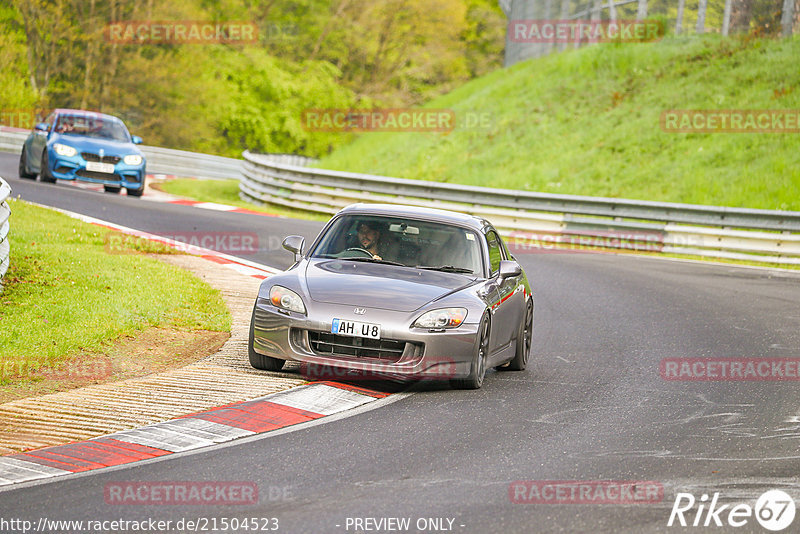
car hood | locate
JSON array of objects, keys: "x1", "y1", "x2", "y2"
[
  {"x1": 51, "y1": 134, "x2": 141, "y2": 156},
  {"x1": 305, "y1": 260, "x2": 476, "y2": 312}
]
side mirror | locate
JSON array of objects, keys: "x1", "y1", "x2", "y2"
[
  {"x1": 497, "y1": 260, "x2": 522, "y2": 280},
  {"x1": 131, "y1": 135, "x2": 142, "y2": 145},
  {"x1": 35, "y1": 122, "x2": 49, "y2": 133},
  {"x1": 282, "y1": 235, "x2": 305, "y2": 258}
]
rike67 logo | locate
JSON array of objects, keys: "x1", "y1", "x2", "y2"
[{"x1": 668, "y1": 490, "x2": 796, "y2": 531}]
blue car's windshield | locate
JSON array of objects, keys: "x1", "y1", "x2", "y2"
[
  {"x1": 55, "y1": 115, "x2": 130, "y2": 142},
  {"x1": 311, "y1": 214, "x2": 484, "y2": 275}
]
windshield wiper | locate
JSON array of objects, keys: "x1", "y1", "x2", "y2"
[
  {"x1": 415, "y1": 265, "x2": 474, "y2": 274},
  {"x1": 342, "y1": 257, "x2": 406, "y2": 267}
]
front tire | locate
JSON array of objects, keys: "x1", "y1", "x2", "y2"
[
  {"x1": 126, "y1": 185, "x2": 144, "y2": 197},
  {"x1": 451, "y1": 315, "x2": 489, "y2": 390},
  {"x1": 104, "y1": 185, "x2": 121, "y2": 194},
  {"x1": 39, "y1": 152, "x2": 56, "y2": 183},
  {"x1": 248, "y1": 311, "x2": 285, "y2": 372},
  {"x1": 18, "y1": 148, "x2": 36, "y2": 179}
]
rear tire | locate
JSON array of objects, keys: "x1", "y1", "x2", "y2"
[
  {"x1": 18, "y1": 148, "x2": 36, "y2": 179},
  {"x1": 505, "y1": 299, "x2": 533, "y2": 371},
  {"x1": 248, "y1": 311, "x2": 285, "y2": 372},
  {"x1": 451, "y1": 315, "x2": 489, "y2": 390},
  {"x1": 104, "y1": 185, "x2": 121, "y2": 193},
  {"x1": 39, "y1": 152, "x2": 56, "y2": 183}
]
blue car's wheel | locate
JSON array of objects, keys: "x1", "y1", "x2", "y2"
[
  {"x1": 126, "y1": 185, "x2": 145, "y2": 197},
  {"x1": 104, "y1": 185, "x2": 121, "y2": 194},
  {"x1": 18, "y1": 147, "x2": 36, "y2": 179},
  {"x1": 39, "y1": 152, "x2": 56, "y2": 183}
]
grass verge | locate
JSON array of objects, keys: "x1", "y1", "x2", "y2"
[
  {"x1": 0, "y1": 199, "x2": 232, "y2": 388},
  {"x1": 315, "y1": 34, "x2": 800, "y2": 211}
]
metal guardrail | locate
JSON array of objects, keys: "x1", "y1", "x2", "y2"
[
  {"x1": 140, "y1": 145, "x2": 241, "y2": 180},
  {"x1": 0, "y1": 127, "x2": 299, "y2": 180},
  {"x1": 241, "y1": 150, "x2": 800, "y2": 265},
  {"x1": 2, "y1": 125, "x2": 797, "y2": 265},
  {"x1": 0, "y1": 129, "x2": 26, "y2": 155},
  {"x1": 0, "y1": 177, "x2": 11, "y2": 291}
]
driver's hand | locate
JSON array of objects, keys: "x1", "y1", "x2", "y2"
[{"x1": 372, "y1": 254, "x2": 382, "y2": 260}]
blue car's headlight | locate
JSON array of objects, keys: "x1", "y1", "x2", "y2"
[
  {"x1": 53, "y1": 143, "x2": 77, "y2": 157},
  {"x1": 123, "y1": 154, "x2": 143, "y2": 165}
]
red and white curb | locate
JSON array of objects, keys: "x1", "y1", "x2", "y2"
[
  {"x1": 30, "y1": 201, "x2": 280, "y2": 280},
  {"x1": 64, "y1": 175, "x2": 277, "y2": 218},
  {"x1": 142, "y1": 174, "x2": 278, "y2": 217},
  {"x1": 148, "y1": 197, "x2": 276, "y2": 218},
  {"x1": 0, "y1": 382, "x2": 390, "y2": 487}
]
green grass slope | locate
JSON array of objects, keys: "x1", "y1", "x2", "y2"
[{"x1": 316, "y1": 35, "x2": 800, "y2": 211}]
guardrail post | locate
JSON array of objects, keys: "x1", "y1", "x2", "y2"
[{"x1": 0, "y1": 177, "x2": 12, "y2": 292}]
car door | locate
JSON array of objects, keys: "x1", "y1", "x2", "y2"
[
  {"x1": 29, "y1": 112, "x2": 54, "y2": 169},
  {"x1": 484, "y1": 229, "x2": 522, "y2": 355}
]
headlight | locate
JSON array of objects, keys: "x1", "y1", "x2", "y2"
[
  {"x1": 269, "y1": 285, "x2": 306, "y2": 314},
  {"x1": 412, "y1": 308, "x2": 467, "y2": 329},
  {"x1": 123, "y1": 154, "x2": 143, "y2": 165},
  {"x1": 53, "y1": 143, "x2": 77, "y2": 157}
]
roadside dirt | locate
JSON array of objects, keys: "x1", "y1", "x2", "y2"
[{"x1": 0, "y1": 327, "x2": 229, "y2": 404}]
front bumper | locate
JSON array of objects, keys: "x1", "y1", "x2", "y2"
[
  {"x1": 251, "y1": 299, "x2": 480, "y2": 380},
  {"x1": 49, "y1": 151, "x2": 145, "y2": 189}
]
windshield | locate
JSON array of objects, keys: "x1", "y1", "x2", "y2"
[
  {"x1": 54, "y1": 114, "x2": 131, "y2": 142},
  {"x1": 311, "y1": 214, "x2": 484, "y2": 275}
]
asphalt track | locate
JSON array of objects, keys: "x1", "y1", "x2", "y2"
[{"x1": 2, "y1": 152, "x2": 800, "y2": 533}]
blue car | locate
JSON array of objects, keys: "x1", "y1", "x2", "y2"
[{"x1": 18, "y1": 109, "x2": 146, "y2": 196}]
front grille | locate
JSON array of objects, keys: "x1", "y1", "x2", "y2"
[
  {"x1": 81, "y1": 152, "x2": 121, "y2": 164},
  {"x1": 308, "y1": 330, "x2": 414, "y2": 362},
  {"x1": 76, "y1": 169, "x2": 121, "y2": 181}
]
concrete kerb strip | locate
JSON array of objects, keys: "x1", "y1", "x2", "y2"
[
  {"x1": 0, "y1": 205, "x2": 396, "y2": 487},
  {"x1": 0, "y1": 382, "x2": 392, "y2": 488}
]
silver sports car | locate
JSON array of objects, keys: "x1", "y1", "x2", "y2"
[{"x1": 248, "y1": 204, "x2": 534, "y2": 389}]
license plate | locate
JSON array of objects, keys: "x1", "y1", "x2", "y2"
[
  {"x1": 331, "y1": 319, "x2": 381, "y2": 339},
  {"x1": 85, "y1": 161, "x2": 115, "y2": 173}
]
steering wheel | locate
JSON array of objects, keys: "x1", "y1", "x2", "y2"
[{"x1": 344, "y1": 247, "x2": 374, "y2": 257}]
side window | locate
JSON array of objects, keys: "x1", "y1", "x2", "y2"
[
  {"x1": 486, "y1": 230, "x2": 504, "y2": 275},
  {"x1": 500, "y1": 235, "x2": 514, "y2": 260}
]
